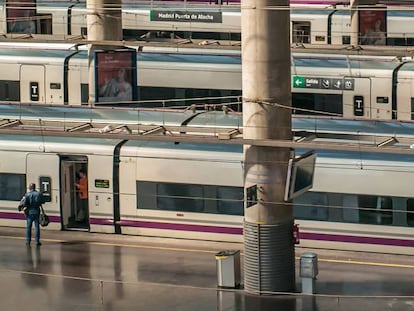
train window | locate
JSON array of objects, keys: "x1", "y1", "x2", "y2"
[
  {"x1": 293, "y1": 192, "x2": 328, "y2": 221},
  {"x1": 138, "y1": 87, "x2": 179, "y2": 106},
  {"x1": 191, "y1": 31, "x2": 232, "y2": 41},
  {"x1": 411, "y1": 98, "x2": 414, "y2": 120},
  {"x1": 292, "y1": 93, "x2": 343, "y2": 116},
  {"x1": 216, "y1": 186, "x2": 243, "y2": 216},
  {"x1": 81, "y1": 84, "x2": 89, "y2": 104},
  {"x1": 0, "y1": 81, "x2": 19, "y2": 101},
  {"x1": 137, "y1": 181, "x2": 204, "y2": 212},
  {"x1": 293, "y1": 191, "x2": 397, "y2": 225},
  {"x1": 0, "y1": 173, "x2": 26, "y2": 201},
  {"x1": 137, "y1": 181, "x2": 243, "y2": 215},
  {"x1": 158, "y1": 183, "x2": 204, "y2": 212},
  {"x1": 407, "y1": 198, "x2": 414, "y2": 226},
  {"x1": 37, "y1": 14, "x2": 52, "y2": 35},
  {"x1": 376, "y1": 97, "x2": 389, "y2": 104},
  {"x1": 138, "y1": 86, "x2": 241, "y2": 109},
  {"x1": 292, "y1": 21, "x2": 310, "y2": 44},
  {"x1": 387, "y1": 37, "x2": 414, "y2": 47},
  {"x1": 358, "y1": 195, "x2": 393, "y2": 225},
  {"x1": 342, "y1": 36, "x2": 350, "y2": 45}
]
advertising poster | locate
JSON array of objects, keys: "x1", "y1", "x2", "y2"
[
  {"x1": 359, "y1": 9, "x2": 387, "y2": 45},
  {"x1": 95, "y1": 50, "x2": 137, "y2": 103},
  {"x1": 6, "y1": 0, "x2": 36, "y2": 33}
]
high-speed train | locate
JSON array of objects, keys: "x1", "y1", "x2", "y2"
[
  {"x1": 3, "y1": 0, "x2": 414, "y2": 46},
  {"x1": 2, "y1": 104, "x2": 414, "y2": 254},
  {"x1": 1, "y1": 43, "x2": 414, "y2": 121}
]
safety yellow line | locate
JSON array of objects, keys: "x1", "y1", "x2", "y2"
[
  {"x1": 4, "y1": 234, "x2": 414, "y2": 269},
  {"x1": 90, "y1": 241, "x2": 219, "y2": 253},
  {"x1": 316, "y1": 257, "x2": 414, "y2": 269}
]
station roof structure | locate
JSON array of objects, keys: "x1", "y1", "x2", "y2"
[{"x1": 0, "y1": 104, "x2": 414, "y2": 155}]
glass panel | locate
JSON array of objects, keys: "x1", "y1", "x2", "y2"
[
  {"x1": 0, "y1": 173, "x2": 26, "y2": 200},
  {"x1": 157, "y1": 183, "x2": 204, "y2": 212},
  {"x1": 406, "y1": 198, "x2": 414, "y2": 226},
  {"x1": 217, "y1": 186, "x2": 243, "y2": 216},
  {"x1": 358, "y1": 195, "x2": 393, "y2": 225},
  {"x1": 294, "y1": 192, "x2": 328, "y2": 221},
  {"x1": 292, "y1": 21, "x2": 311, "y2": 44}
]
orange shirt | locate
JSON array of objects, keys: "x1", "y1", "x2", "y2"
[{"x1": 77, "y1": 176, "x2": 88, "y2": 199}]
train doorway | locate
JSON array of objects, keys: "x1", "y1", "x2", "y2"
[{"x1": 60, "y1": 156, "x2": 89, "y2": 231}]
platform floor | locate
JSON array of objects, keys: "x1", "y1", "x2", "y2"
[{"x1": 0, "y1": 227, "x2": 414, "y2": 311}]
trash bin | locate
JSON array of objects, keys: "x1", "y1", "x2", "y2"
[
  {"x1": 215, "y1": 250, "x2": 241, "y2": 288},
  {"x1": 300, "y1": 252, "x2": 318, "y2": 294}
]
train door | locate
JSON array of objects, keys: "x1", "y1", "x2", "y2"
[
  {"x1": 342, "y1": 77, "x2": 372, "y2": 118},
  {"x1": 20, "y1": 65, "x2": 46, "y2": 104},
  {"x1": 60, "y1": 156, "x2": 89, "y2": 231},
  {"x1": 394, "y1": 76, "x2": 413, "y2": 121},
  {"x1": 26, "y1": 153, "x2": 60, "y2": 225}
]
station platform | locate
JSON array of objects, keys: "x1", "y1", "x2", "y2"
[{"x1": 1, "y1": 227, "x2": 414, "y2": 311}]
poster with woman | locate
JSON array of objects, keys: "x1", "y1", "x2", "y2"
[
  {"x1": 359, "y1": 9, "x2": 387, "y2": 46},
  {"x1": 95, "y1": 50, "x2": 137, "y2": 103}
]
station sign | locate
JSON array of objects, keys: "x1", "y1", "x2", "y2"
[
  {"x1": 39, "y1": 176, "x2": 51, "y2": 202},
  {"x1": 293, "y1": 76, "x2": 354, "y2": 91},
  {"x1": 30, "y1": 82, "x2": 39, "y2": 101},
  {"x1": 150, "y1": 10, "x2": 222, "y2": 23}
]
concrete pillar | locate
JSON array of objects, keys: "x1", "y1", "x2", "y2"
[
  {"x1": 241, "y1": 0, "x2": 294, "y2": 293},
  {"x1": 350, "y1": 0, "x2": 359, "y2": 46},
  {"x1": 87, "y1": 0, "x2": 122, "y2": 105}
]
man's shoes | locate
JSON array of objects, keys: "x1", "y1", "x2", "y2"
[
  {"x1": 36, "y1": 242, "x2": 42, "y2": 246},
  {"x1": 25, "y1": 242, "x2": 30, "y2": 247}
]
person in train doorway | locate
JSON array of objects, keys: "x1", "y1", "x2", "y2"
[
  {"x1": 24, "y1": 183, "x2": 45, "y2": 247},
  {"x1": 75, "y1": 168, "x2": 88, "y2": 223}
]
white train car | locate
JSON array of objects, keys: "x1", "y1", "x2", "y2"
[
  {"x1": 1, "y1": 45, "x2": 414, "y2": 120},
  {"x1": 1, "y1": 109, "x2": 414, "y2": 254},
  {"x1": 2, "y1": 1, "x2": 414, "y2": 45}
]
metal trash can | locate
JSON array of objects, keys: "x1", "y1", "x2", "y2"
[
  {"x1": 215, "y1": 250, "x2": 241, "y2": 288},
  {"x1": 300, "y1": 252, "x2": 318, "y2": 294}
]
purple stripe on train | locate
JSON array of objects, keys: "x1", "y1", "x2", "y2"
[
  {"x1": 4, "y1": 212, "x2": 414, "y2": 247},
  {"x1": 115, "y1": 219, "x2": 243, "y2": 234},
  {"x1": 2, "y1": 211, "x2": 61, "y2": 222},
  {"x1": 301, "y1": 232, "x2": 414, "y2": 247}
]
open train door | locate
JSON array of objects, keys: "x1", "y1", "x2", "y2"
[
  {"x1": 60, "y1": 156, "x2": 89, "y2": 231},
  {"x1": 26, "y1": 153, "x2": 60, "y2": 228}
]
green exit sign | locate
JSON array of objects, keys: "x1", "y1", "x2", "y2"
[{"x1": 293, "y1": 76, "x2": 305, "y2": 88}]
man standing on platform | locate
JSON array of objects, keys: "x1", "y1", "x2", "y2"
[{"x1": 24, "y1": 183, "x2": 45, "y2": 246}]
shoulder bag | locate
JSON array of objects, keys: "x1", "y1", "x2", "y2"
[{"x1": 39, "y1": 206, "x2": 50, "y2": 227}]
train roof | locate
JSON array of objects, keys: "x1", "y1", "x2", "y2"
[
  {"x1": 0, "y1": 48, "x2": 78, "y2": 59},
  {"x1": 0, "y1": 103, "x2": 243, "y2": 128},
  {"x1": 292, "y1": 116, "x2": 414, "y2": 136},
  {"x1": 0, "y1": 40, "x2": 401, "y2": 59},
  {"x1": 0, "y1": 42, "x2": 407, "y2": 72},
  {"x1": 136, "y1": 50, "x2": 402, "y2": 72},
  {"x1": 5, "y1": 104, "x2": 414, "y2": 137},
  {"x1": 0, "y1": 133, "x2": 120, "y2": 155},
  {"x1": 2, "y1": 103, "x2": 414, "y2": 162}
]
